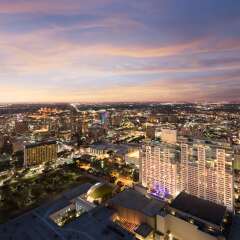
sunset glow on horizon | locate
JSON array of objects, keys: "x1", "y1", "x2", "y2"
[{"x1": 0, "y1": 0, "x2": 240, "y2": 103}]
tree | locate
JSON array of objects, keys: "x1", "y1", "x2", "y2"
[
  {"x1": 12, "y1": 150, "x2": 24, "y2": 168},
  {"x1": 132, "y1": 170, "x2": 139, "y2": 182}
]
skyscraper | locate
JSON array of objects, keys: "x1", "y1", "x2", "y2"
[
  {"x1": 140, "y1": 142, "x2": 179, "y2": 198},
  {"x1": 15, "y1": 120, "x2": 29, "y2": 135},
  {"x1": 180, "y1": 139, "x2": 234, "y2": 210},
  {"x1": 161, "y1": 128, "x2": 177, "y2": 144},
  {"x1": 140, "y1": 139, "x2": 234, "y2": 210},
  {"x1": 145, "y1": 125, "x2": 156, "y2": 140}
]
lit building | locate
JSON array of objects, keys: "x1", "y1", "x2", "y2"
[
  {"x1": 140, "y1": 143, "x2": 179, "y2": 198},
  {"x1": 111, "y1": 114, "x2": 123, "y2": 127},
  {"x1": 125, "y1": 150, "x2": 140, "y2": 168},
  {"x1": 109, "y1": 188, "x2": 230, "y2": 240},
  {"x1": 88, "y1": 124, "x2": 106, "y2": 142},
  {"x1": 145, "y1": 125, "x2": 156, "y2": 140},
  {"x1": 140, "y1": 139, "x2": 234, "y2": 210},
  {"x1": 161, "y1": 128, "x2": 177, "y2": 144},
  {"x1": 233, "y1": 151, "x2": 240, "y2": 170},
  {"x1": 109, "y1": 188, "x2": 165, "y2": 239},
  {"x1": 24, "y1": 140, "x2": 57, "y2": 166},
  {"x1": 15, "y1": 120, "x2": 29, "y2": 135},
  {"x1": 180, "y1": 139, "x2": 234, "y2": 211},
  {"x1": 87, "y1": 145, "x2": 109, "y2": 158},
  {"x1": 70, "y1": 114, "x2": 83, "y2": 134},
  {"x1": 99, "y1": 110, "x2": 109, "y2": 128},
  {"x1": 1, "y1": 135, "x2": 13, "y2": 155},
  {"x1": 156, "y1": 192, "x2": 229, "y2": 240}
]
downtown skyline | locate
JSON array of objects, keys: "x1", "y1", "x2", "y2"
[{"x1": 0, "y1": 0, "x2": 240, "y2": 103}]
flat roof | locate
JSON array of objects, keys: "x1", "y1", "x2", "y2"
[
  {"x1": 109, "y1": 188, "x2": 165, "y2": 217},
  {"x1": 228, "y1": 215, "x2": 240, "y2": 240},
  {"x1": 134, "y1": 223, "x2": 152, "y2": 238},
  {"x1": 65, "y1": 206, "x2": 134, "y2": 240},
  {"x1": 0, "y1": 182, "x2": 134, "y2": 240},
  {"x1": 0, "y1": 183, "x2": 93, "y2": 240},
  {"x1": 25, "y1": 140, "x2": 56, "y2": 148},
  {"x1": 170, "y1": 192, "x2": 226, "y2": 226}
]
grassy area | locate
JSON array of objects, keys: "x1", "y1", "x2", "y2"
[{"x1": 0, "y1": 165, "x2": 95, "y2": 224}]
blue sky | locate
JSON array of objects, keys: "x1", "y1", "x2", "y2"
[{"x1": 0, "y1": 0, "x2": 240, "y2": 102}]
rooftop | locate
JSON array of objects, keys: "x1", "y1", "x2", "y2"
[
  {"x1": 65, "y1": 206, "x2": 134, "y2": 240},
  {"x1": 0, "y1": 183, "x2": 134, "y2": 240},
  {"x1": 170, "y1": 192, "x2": 226, "y2": 226},
  {"x1": 109, "y1": 188, "x2": 165, "y2": 217},
  {"x1": 134, "y1": 223, "x2": 153, "y2": 238},
  {"x1": 25, "y1": 140, "x2": 56, "y2": 149},
  {"x1": 228, "y1": 215, "x2": 240, "y2": 240},
  {"x1": 0, "y1": 183, "x2": 93, "y2": 240}
]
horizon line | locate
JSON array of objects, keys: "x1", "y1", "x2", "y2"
[{"x1": 0, "y1": 101, "x2": 240, "y2": 105}]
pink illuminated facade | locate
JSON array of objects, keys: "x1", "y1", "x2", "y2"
[
  {"x1": 140, "y1": 139, "x2": 234, "y2": 210},
  {"x1": 140, "y1": 143, "x2": 179, "y2": 198},
  {"x1": 180, "y1": 140, "x2": 234, "y2": 211}
]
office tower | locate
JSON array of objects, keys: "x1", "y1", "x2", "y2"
[
  {"x1": 99, "y1": 110, "x2": 109, "y2": 127},
  {"x1": 233, "y1": 151, "x2": 240, "y2": 170},
  {"x1": 24, "y1": 140, "x2": 57, "y2": 167},
  {"x1": 145, "y1": 125, "x2": 156, "y2": 139},
  {"x1": 15, "y1": 120, "x2": 29, "y2": 135},
  {"x1": 161, "y1": 128, "x2": 177, "y2": 144},
  {"x1": 140, "y1": 143, "x2": 178, "y2": 198},
  {"x1": 70, "y1": 115, "x2": 83, "y2": 134},
  {"x1": 111, "y1": 114, "x2": 122, "y2": 127},
  {"x1": 148, "y1": 114, "x2": 158, "y2": 123},
  {"x1": 1, "y1": 135, "x2": 13, "y2": 155},
  {"x1": 180, "y1": 139, "x2": 234, "y2": 210},
  {"x1": 88, "y1": 124, "x2": 106, "y2": 142},
  {"x1": 81, "y1": 112, "x2": 88, "y2": 135}
]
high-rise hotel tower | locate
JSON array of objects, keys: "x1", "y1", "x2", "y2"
[
  {"x1": 140, "y1": 142, "x2": 179, "y2": 199},
  {"x1": 180, "y1": 138, "x2": 233, "y2": 210},
  {"x1": 140, "y1": 138, "x2": 234, "y2": 210}
]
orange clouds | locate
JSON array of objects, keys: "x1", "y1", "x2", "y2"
[
  {"x1": 0, "y1": 83, "x2": 194, "y2": 103},
  {"x1": 1, "y1": 35, "x2": 239, "y2": 78},
  {"x1": 0, "y1": 0, "x2": 112, "y2": 14},
  {"x1": 0, "y1": 72, "x2": 239, "y2": 103},
  {"x1": 0, "y1": 4, "x2": 240, "y2": 104}
]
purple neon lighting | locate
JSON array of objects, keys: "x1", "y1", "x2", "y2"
[{"x1": 150, "y1": 182, "x2": 169, "y2": 199}]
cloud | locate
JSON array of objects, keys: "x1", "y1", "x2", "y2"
[
  {"x1": 0, "y1": 0, "x2": 240, "y2": 102},
  {"x1": 0, "y1": 0, "x2": 113, "y2": 14},
  {"x1": 1, "y1": 31, "x2": 239, "y2": 79},
  {"x1": 1, "y1": 69, "x2": 239, "y2": 103}
]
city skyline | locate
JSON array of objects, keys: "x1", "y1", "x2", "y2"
[
  {"x1": 0, "y1": 101, "x2": 239, "y2": 239},
  {"x1": 1, "y1": 0, "x2": 240, "y2": 103}
]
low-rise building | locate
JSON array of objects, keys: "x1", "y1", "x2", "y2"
[{"x1": 156, "y1": 192, "x2": 229, "y2": 240}]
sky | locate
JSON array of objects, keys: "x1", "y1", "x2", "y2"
[{"x1": 0, "y1": 0, "x2": 240, "y2": 103}]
